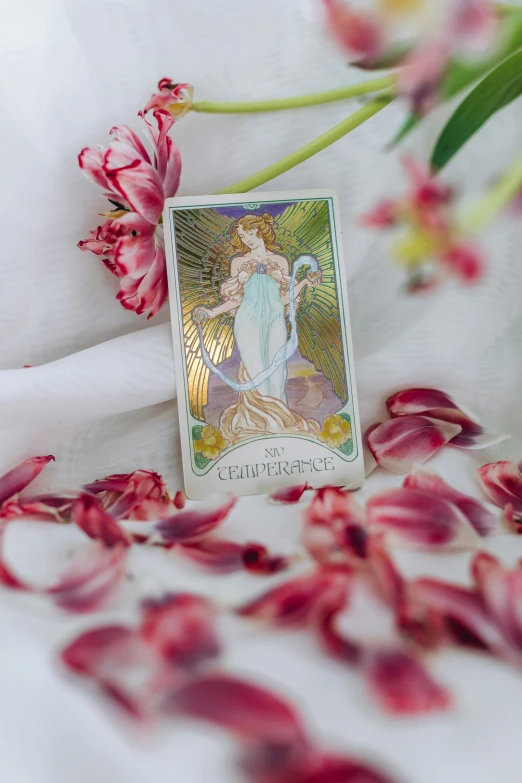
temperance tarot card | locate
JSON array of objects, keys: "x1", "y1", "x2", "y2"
[{"x1": 164, "y1": 191, "x2": 364, "y2": 499}]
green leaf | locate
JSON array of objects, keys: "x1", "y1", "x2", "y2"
[
  {"x1": 192, "y1": 424, "x2": 204, "y2": 440},
  {"x1": 194, "y1": 452, "x2": 210, "y2": 470},
  {"x1": 338, "y1": 439, "x2": 354, "y2": 456},
  {"x1": 431, "y1": 48, "x2": 522, "y2": 170},
  {"x1": 389, "y1": 9, "x2": 522, "y2": 147}
]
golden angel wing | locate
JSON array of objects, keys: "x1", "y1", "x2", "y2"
[
  {"x1": 173, "y1": 208, "x2": 236, "y2": 420},
  {"x1": 276, "y1": 200, "x2": 348, "y2": 405}
]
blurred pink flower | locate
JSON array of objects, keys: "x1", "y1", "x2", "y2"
[
  {"x1": 322, "y1": 0, "x2": 499, "y2": 113},
  {"x1": 322, "y1": 0, "x2": 385, "y2": 61},
  {"x1": 144, "y1": 79, "x2": 194, "y2": 118},
  {"x1": 361, "y1": 156, "x2": 485, "y2": 288},
  {"x1": 78, "y1": 110, "x2": 181, "y2": 318}
]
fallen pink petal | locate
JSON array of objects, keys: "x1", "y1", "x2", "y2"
[
  {"x1": 155, "y1": 495, "x2": 237, "y2": 543},
  {"x1": 47, "y1": 541, "x2": 127, "y2": 613},
  {"x1": 0, "y1": 455, "x2": 55, "y2": 506},
  {"x1": 366, "y1": 415, "x2": 461, "y2": 474},
  {"x1": 386, "y1": 388, "x2": 507, "y2": 449},
  {"x1": 362, "y1": 647, "x2": 452, "y2": 715},
  {"x1": 471, "y1": 552, "x2": 522, "y2": 651},
  {"x1": 139, "y1": 592, "x2": 220, "y2": 666},
  {"x1": 404, "y1": 467, "x2": 499, "y2": 536},
  {"x1": 303, "y1": 487, "x2": 367, "y2": 566},
  {"x1": 477, "y1": 461, "x2": 522, "y2": 523},
  {"x1": 237, "y1": 568, "x2": 351, "y2": 627},
  {"x1": 176, "y1": 538, "x2": 246, "y2": 573},
  {"x1": 270, "y1": 483, "x2": 311, "y2": 503},
  {"x1": 367, "y1": 487, "x2": 479, "y2": 550},
  {"x1": 165, "y1": 673, "x2": 307, "y2": 745},
  {"x1": 71, "y1": 494, "x2": 133, "y2": 547},
  {"x1": 409, "y1": 577, "x2": 515, "y2": 659}
]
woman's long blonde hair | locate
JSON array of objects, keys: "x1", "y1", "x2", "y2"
[{"x1": 229, "y1": 213, "x2": 281, "y2": 254}]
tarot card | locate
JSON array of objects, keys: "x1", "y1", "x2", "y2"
[{"x1": 164, "y1": 191, "x2": 364, "y2": 499}]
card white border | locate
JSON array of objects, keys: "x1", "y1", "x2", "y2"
[{"x1": 163, "y1": 190, "x2": 364, "y2": 498}]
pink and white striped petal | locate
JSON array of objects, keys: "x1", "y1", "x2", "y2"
[
  {"x1": 47, "y1": 541, "x2": 127, "y2": 613},
  {"x1": 71, "y1": 494, "x2": 132, "y2": 547},
  {"x1": 471, "y1": 552, "x2": 522, "y2": 651},
  {"x1": 304, "y1": 488, "x2": 367, "y2": 566},
  {"x1": 164, "y1": 674, "x2": 307, "y2": 745},
  {"x1": 155, "y1": 496, "x2": 237, "y2": 544},
  {"x1": 409, "y1": 578, "x2": 515, "y2": 659},
  {"x1": 237, "y1": 568, "x2": 351, "y2": 627},
  {"x1": 404, "y1": 467, "x2": 499, "y2": 536},
  {"x1": 0, "y1": 455, "x2": 55, "y2": 506},
  {"x1": 366, "y1": 416, "x2": 462, "y2": 474},
  {"x1": 139, "y1": 592, "x2": 220, "y2": 666},
  {"x1": 386, "y1": 388, "x2": 507, "y2": 449},
  {"x1": 104, "y1": 152, "x2": 165, "y2": 225},
  {"x1": 270, "y1": 483, "x2": 311, "y2": 504},
  {"x1": 367, "y1": 487, "x2": 479, "y2": 549},
  {"x1": 477, "y1": 461, "x2": 522, "y2": 522},
  {"x1": 362, "y1": 647, "x2": 452, "y2": 715}
]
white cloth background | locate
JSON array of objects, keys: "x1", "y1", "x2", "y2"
[{"x1": 1, "y1": 0, "x2": 522, "y2": 781}]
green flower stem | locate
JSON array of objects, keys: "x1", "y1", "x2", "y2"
[
  {"x1": 214, "y1": 93, "x2": 394, "y2": 195},
  {"x1": 192, "y1": 75, "x2": 395, "y2": 114},
  {"x1": 460, "y1": 152, "x2": 522, "y2": 235}
]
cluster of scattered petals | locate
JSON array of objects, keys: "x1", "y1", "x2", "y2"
[
  {"x1": 78, "y1": 110, "x2": 181, "y2": 318},
  {"x1": 365, "y1": 386, "x2": 507, "y2": 474},
  {"x1": 361, "y1": 158, "x2": 485, "y2": 289}
]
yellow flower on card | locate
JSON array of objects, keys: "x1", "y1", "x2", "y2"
[
  {"x1": 318, "y1": 414, "x2": 352, "y2": 449},
  {"x1": 194, "y1": 425, "x2": 227, "y2": 461}
]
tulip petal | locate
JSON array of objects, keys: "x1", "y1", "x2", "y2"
[
  {"x1": 177, "y1": 539, "x2": 245, "y2": 573},
  {"x1": 291, "y1": 754, "x2": 400, "y2": 783},
  {"x1": 165, "y1": 674, "x2": 306, "y2": 745},
  {"x1": 322, "y1": 0, "x2": 385, "y2": 61},
  {"x1": 242, "y1": 543, "x2": 290, "y2": 575},
  {"x1": 303, "y1": 488, "x2": 367, "y2": 566},
  {"x1": 237, "y1": 569, "x2": 351, "y2": 627},
  {"x1": 471, "y1": 552, "x2": 522, "y2": 651},
  {"x1": 386, "y1": 388, "x2": 507, "y2": 449},
  {"x1": 139, "y1": 592, "x2": 220, "y2": 666},
  {"x1": 105, "y1": 150, "x2": 164, "y2": 225},
  {"x1": 422, "y1": 407, "x2": 508, "y2": 449},
  {"x1": 410, "y1": 578, "x2": 511, "y2": 655},
  {"x1": 109, "y1": 124, "x2": 151, "y2": 165},
  {"x1": 477, "y1": 461, "x2": 522, "y2": 520},
  {"x1": 78, "y1": 147, "x2": 112, "y2": 191},
  {"x1": 315, "y1": 604, "x2": 361, "y2": 665},
  {"x1": 270, "y1": 484, "x2": 311, "y2": 504},
  {"x1": 47, "y1": 541, "x2": 126, "y2": 613},
  {"x1": 366, "y1": 533, "x2": 405, "y2": 609},
  {"x1": 0, "y1": 455, "x2": 54, "y2": 505},
  {"x1": 404, "y1": 467, "x2": 499, "y2": 536},
  {"x1": 367, "y1": 415, "x2": 462, "y2": 473},
  {"x1": 61, "y1": 625, "x2": 134, "y2": 675},
  {"x1": 156, "y1": 496, "x2": 237, "y2": 544},
  {"x1": 362, "y1": 648, "x2": 452, "y2": 715},
  {"x1": 367, "y1": 487, "x2": 478, "y2": 549},
  {"x1": 71, "y1": 494, "x2": 132, "y2": 547},
  {"x1": 386, "y1": 388, "x2": 459, "y2": 417}
]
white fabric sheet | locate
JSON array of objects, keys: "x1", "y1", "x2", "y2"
[{"x1": 1, "y1": 0, "x2": 522, "y2": 781}]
